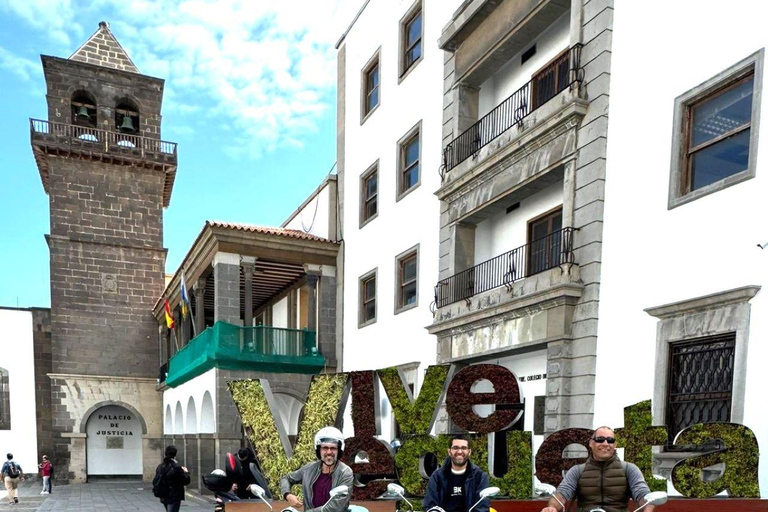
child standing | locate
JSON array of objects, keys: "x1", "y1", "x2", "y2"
[{"x1": 38, "y1": 455, "x2": 52, "y2": 495}]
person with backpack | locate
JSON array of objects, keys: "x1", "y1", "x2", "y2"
[
  {"x1": 1, "y1": 453, "x2": 24, "y2": 505},
  {"x1": 153, "y1": 445, "x2": 190, "y2": 512},
  {"x1": 540, "y1": 426, "x2": 656, "y2": 512},
  {"x1": 38, "y1": 455, "x2": 52, "y2": 494},
  {"x1": 226, "y1": 447, "x2": 272, "y2": 500}
]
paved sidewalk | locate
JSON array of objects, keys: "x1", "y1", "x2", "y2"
[{"x1": 2, "y1": 479, "x2": 213, "y2": 512}]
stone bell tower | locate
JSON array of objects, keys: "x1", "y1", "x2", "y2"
[{"x1": 30, "y1": 22, "x2": 177, "y2": 482}]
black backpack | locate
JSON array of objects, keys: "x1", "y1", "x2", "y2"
[
  {"x1": 152, "y1": 463, "x2": 171, "y2": 499},
  {"x1": 6, "y1": 463, "x2": 20, "y2": 478}
]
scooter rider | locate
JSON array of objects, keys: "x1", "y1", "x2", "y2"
[
  {"x1": 541, "y1": 426, "x2": 656, "y2": 512},
  {"x1": 425, "y1": 435, "x2": 491, "y2": 512},
  {"x1": 280, "y1": 426, "x2": 354, "y2": 512}
]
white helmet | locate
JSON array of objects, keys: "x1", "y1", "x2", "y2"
[{"x1": 314, "y1": 426, "x2": 345, "y2": 458}]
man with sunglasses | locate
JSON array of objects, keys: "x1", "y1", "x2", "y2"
[
  {"x1": 425, "y1": 435, "x2": 491, "y2": 512},
  {"x1": 541, "y1": 426, "x2": 656, "y2": 512}
]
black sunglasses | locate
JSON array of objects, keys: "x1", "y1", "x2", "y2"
[{"x1": 592, "y1": 436, "x2": 616, "y2": 444}]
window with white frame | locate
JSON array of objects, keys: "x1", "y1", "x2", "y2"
[
  {"x1": 395, "y1": 245, "x2": 419, "y2": 313},
  {"x1": 668, "y1": 49, "x2": 763, "y2": 208},
  {"x1": 359, "y1": 269, "x2": 377, "y2": 327}
]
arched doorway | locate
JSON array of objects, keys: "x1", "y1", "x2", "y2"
[{"x1": 85, "y1": 404, "x2": 143, "y2": 477}]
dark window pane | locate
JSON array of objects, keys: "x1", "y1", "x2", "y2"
[
  {"x1": 407, "y1": 14, "x2": 421, "y2": 46},
  {"x1": 405, "y1": 138, "x2": 419, "y2": 166},
  {"x1": 402, "y1": 282, "x2": 417, "y2": 306},
  {"x1": 365, "y1": 199, "x2": 377, "y2": 219},
  {"x1": 365, "y1": 279, "x2": 375, "y2": 300},
  {"x1": 406, "y1": 42, "x2": 422, "y2": 68},
  {"x1": 403, "y1": 257, "x2": 417, "y2": 281},
  {"x1": 692, "y1": 77, "x2": 753, "y2": 147},
  {"x1": 368, "y1": 66, "x2": 379, "y2": 89},
  {"x1": 366, "y1": 173, "x2": 377, "y2": 198},
  {"x1": 691, "y1": 128, "x2": 750, "y2": 190},
  {"x1": 364, "y1": 301, "x2": 375, "y2": 321},
  {"x1": 404, "y1": 166, "x2": 418, "y2": 190},
  {"x1": 367, "y1": 88, "x2": 378, "y2": 113}
]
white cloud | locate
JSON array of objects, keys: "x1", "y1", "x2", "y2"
[
  {"x1": 0, "y1": 46, "x2": 41, "y2": 82},
  {"x1": 2, "y1": 0, "x2": 364, "y2": 159}
]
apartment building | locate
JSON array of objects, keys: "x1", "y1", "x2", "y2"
[
  {"x1": 427, "y1": 0, "x2": 612, "y2": 451},
  {"x1": 335, "y1": 0, "x2": 464, "y2": 411},
  {"x1": 596, "y1": 1, "x2": 768, "y2": 495}
]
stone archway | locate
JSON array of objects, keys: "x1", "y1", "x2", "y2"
[{"x1": 84, "y1": 403, "x2": 143, "y2": 476}]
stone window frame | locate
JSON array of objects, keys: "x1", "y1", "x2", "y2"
[
  {"x1": 394, "y1": 243, "x2": 420, "y2": 315},
  {"x1": 0, "y1": 367, "x2": 10, "y2": 430},
  {"x1": 396, "y1": 120, "x2": 422, "y2": 201},
  {"x1": 359, "y1": 160, "x2": 379, "y2": 228},
  {"x1": 398, "y1": 0, "x2": 424, "y2": 84},
  {"x1": 645, "y1": 285, "x2": 760, "y2": 439},
  {"x1": 361, "y1": 47, "x2": 381, "y2": 125},
  {"x1": 358, "y1": 268, "x2": 378, "y2": 328},
  {"x1": 668, "y1": 49, "x2": 764, "y2": 209}
]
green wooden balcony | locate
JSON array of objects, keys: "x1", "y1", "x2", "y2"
[{"x1": 165, "y1": 322, "x2": 324, "y2": 387}]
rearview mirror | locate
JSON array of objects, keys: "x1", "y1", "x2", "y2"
[
  {"x1": 329, "y1": 485, "x2": 349, "y2": 498},
  {"x1": 479, "y1": 487, "x2": 500, "y2": 499}
]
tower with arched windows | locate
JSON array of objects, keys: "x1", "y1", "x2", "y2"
[{"x1": 30, "y1": 22, "x2": 177, "y2": 482}]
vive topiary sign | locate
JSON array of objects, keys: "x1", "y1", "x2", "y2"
[{"x1": 230, "y1": 363, "x2": 761, "y2": 503}]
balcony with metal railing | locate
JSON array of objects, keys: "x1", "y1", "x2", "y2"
[
  {"x1": 441, "y1": 44, "x2": 584, "y2": 179},
  {"x1": 434, "y1": 227, "x2": 577, "y2": 309},
  {"x1": 30, "y1": 118, "x2": 178, "y2": 206},
  {"x1": 163, "y1": 321, "x2": 324, "y2": 388}
]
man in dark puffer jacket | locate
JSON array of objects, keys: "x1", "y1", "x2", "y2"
[
  {"x1": 541, "y1": 426, "x2": 655, "y2": 512},
  {"x1": 425, "y1": 435, "x2": 491, "y2": 512}
]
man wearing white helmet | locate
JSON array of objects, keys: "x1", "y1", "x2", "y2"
[{"x1": 280, "y1": 426, "x2": 354, "y2": 512}]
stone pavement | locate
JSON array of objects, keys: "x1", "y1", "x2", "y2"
[{"x1": 1, "y1": 479, "x2": 213, "y2": 512}]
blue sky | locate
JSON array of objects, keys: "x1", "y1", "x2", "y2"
[{"x1": 0, "y1": 0, "x2": 358, "y2": 307}]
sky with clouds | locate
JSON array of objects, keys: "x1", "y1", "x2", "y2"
[{"x1": 0, "y1": 0, "x2": 360, "y2": 307}]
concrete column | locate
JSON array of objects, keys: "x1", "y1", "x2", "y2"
[
  {"x1": 242, "y1": 261, "x2": 255, "y2": 327},
  {"x1": 562, "y1": 158, "x2": 577, "y2": 229},
  {"x1": 454, "y1": 83, "x2": 480, "y2": 136},
  {"x1": 450, "y1": 222, "x2": 476, "y2": 276},
  {"x1": 306, "y1": 273, "x2": 319, "y2": 333},
  {"x1": 213, "y1": 252, "x2": 241, "y2": 325},
  {"x1": 193, "y1": 278, "x2": 206, "y2": 334}
]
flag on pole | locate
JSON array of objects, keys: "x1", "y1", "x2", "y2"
[
  {"x1": 180, "y1": 272, "x2": 191, "y2": 319},
  {"x1": 164, "y1": 298, "x2": 176, "y2": 329}
]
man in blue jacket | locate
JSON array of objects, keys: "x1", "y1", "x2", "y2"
[{"x1": 425, "y1": 436, "x2": 491, "y2": 512}]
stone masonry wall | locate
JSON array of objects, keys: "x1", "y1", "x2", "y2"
[
  {"x1": 31, "y1": 309, "x2": 54, "y2": 465},
  {"x1": 318, "y1": 275, "x2": 338, "y2": 369},
  {"x1": 43, "y1": 56, "x2": 165, "y2": 139}
]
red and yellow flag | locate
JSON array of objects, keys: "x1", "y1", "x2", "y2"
[{"x1": 164, "y1": 298, "x2": 176, "y2": 329}]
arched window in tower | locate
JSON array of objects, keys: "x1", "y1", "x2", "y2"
[
  {"x1": 71, "y1": 91, "x2": 97, "y2": 128},
  {"x1": 115, "y1": 99, "x2": 140, "y2": 136}
]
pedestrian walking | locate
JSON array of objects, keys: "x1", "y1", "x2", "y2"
[
  {"x1": 1, "y1": 453, "x2": 24, "y2": 505},
  {"x1": 38, "y1": 455, "x2": 52, "y2": 495},
  {"x1": 153, "y1": 445, "x2": 190, "y2": 512}
]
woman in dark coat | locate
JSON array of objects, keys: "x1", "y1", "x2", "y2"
[{"x1": 159, "y1": 445, "x2": 191, "y2": 512}]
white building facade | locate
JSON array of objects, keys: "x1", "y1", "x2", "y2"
[
  {"x1": 596, "y1": 1, "x2": 768, "y2": 497},
  {"x1": 335, "y1": 0, "x2": 464, "y2": 410},
  {"x1": 0, "y1": 308, "x2": 41, "y2": 474}
]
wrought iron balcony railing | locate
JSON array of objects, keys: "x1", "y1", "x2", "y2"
[
  {"x1": 434, "y1": 227, "x2": 576, "y2": 308},
  {"x1": 30, "y1": 118, "x2": 177, "y2": 157},
  {"x1": 442, "y1": 44, "x2": 583, "y2": 173}
]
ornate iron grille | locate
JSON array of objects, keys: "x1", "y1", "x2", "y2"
[{"x1": 667, "y1": 333, "x2": 735, "y2": 445}]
